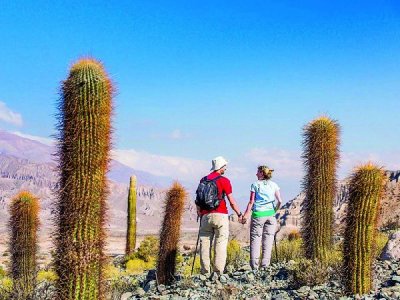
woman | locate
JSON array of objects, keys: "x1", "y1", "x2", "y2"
[{"x1": 242, "y1": 165, "x2": 282, "y2": 270}]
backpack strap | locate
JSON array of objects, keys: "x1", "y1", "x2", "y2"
[
  {"x1": 212, "y1": 176, "x2": 226, "y2": 199},
  {"x1": 200, "y1": 176, "x2": 208, "y2": 183},
  {"x1": 202, "y1": 175, "x2": 221, "y2": 182},
  {"x1": 211, "y1": 175, "x2": 221, "y2": 182},
  {"x1": 204, "y1": 175, "x2": 225, "y2": 198}
]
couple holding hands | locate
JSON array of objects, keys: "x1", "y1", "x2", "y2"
[{"x1": 195, "y1": 156, "x2": 282, "y2": 275}]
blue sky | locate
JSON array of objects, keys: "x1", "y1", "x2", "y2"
[{"x1": 0, "y1": 1, "x2": 399, "y2": 202}]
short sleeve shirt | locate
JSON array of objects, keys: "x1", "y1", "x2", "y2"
[
  {"x1": 250, "y1": 180, "x2": 280, "y2": 212},
  {"x1": 200, "y1": 171, "x2": 232, "y2": 215}
]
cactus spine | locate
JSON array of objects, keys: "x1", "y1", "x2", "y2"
[
  {"x1": 344, "y1": 163, "x2": 385, "y2": 295},
  {"x1": 157, "y1": 182, "x2": 186, "y2": 285},
  {"x1": 302, "y1": 116, "x2": 340, "y2": 261},
  {"x1": 55, "y1": 58, "x2": 113, "y2": 299},
  {"x1": 126, "y1": 175, "x2": 137, "y2": 256},
  {"x1": 9, "y1": 191, "x2": 40, "y2": 299}
]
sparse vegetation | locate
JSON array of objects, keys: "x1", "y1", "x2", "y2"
[
  {"x1": 291, "y1": 258, "x2": 330, "y2": 288},
  {"x1": 182, "y1": 256, "x2": 201, "y2": 277},
  {"x1": 37, "y1": 269, "x2": 58, "y2": 283},
  {"x1": 103, "y1": 264, "x2": 138, "y2": 300},
  {"x1": 126, "y1": 236, "x2": 159, "y2": 263},
  {"x1": 226, "y1": 239, "x2": 248, "y2": 269},
  {"x1": 272, "y1": 236, "x2": 304, "y2": 263},
  {"x1": 126, "y1": 258, "x2": 155, "y2": 275}
]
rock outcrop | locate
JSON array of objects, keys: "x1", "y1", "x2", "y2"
[
  {"x1": 276, "y1": 171, "x2": 400, "y2": 238},
  {"x1": 380, "y1": 230, "x2": 400, "y2": 260}
]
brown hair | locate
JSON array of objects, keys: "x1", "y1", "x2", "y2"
[{"x1": 258, "y1": 165, "x2": 273, "y2": 180}]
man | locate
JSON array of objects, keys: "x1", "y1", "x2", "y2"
[{"x1": 196, "y1": 156, "x2": 243, "y2": 275}]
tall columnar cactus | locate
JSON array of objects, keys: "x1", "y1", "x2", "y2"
[
  {"x1": 302, "y1": 116, "x2": 340, "y2": 261},
  {"x1": 344, "y1": 164, "x2": 385, "y2": 295},
  {"x1": 55, "y1": 58, "x2": 113, "y2": 299},
  {"x1": 157, "y1": 182, "x2": 186, "y2": 285},
  {"x1": 126, "y1": 175, "x2": 137, "y2": 256},
  {"x1": 9, "y1": 191, "x2": 40, "y2": 299}
]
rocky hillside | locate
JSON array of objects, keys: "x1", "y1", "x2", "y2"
[
  {"x1": 0, "y1": 154, "x2": 198, "y2": 231},
  {"x1": 275, "y1": 170, "x2": 400, "y2": 237},
  {"x1": 228, "y1": 170, "x2": 400, "y2": 243}
]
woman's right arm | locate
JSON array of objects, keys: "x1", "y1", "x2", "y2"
[{"x1": 243, "y1": 191, "x2": 255, "y2": 223}]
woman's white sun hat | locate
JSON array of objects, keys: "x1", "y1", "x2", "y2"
[{"x1": 210, "y1": 156, "x2": 228, "y2": 171}]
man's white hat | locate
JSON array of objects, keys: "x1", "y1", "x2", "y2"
[{"x1": 210, "y1": 156, "x2": 228, "y2": 171}]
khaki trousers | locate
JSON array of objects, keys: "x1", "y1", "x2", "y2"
[
  {"x1": 250, "y1": 216, "x2": 277, "y2": 269},
  {"x1": 199, "y1": 213, "x2": 229, "y2": 274}
]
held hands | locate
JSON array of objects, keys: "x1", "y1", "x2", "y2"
[{"x1": 237, "y1": 212, "x2": 248, "y2": 224}]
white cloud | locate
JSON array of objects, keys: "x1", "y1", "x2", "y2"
[
  {"x1": 150, "y1": 129, "x2": 190, "y2": 141},
  {"x1": 340, "y1": 151, "x2": 400, "y2": 177},
  {"x1": 12, "y1": 131, "x2": 55, "y2": 146},
  {"x1": 0, "y1": 101, "x2": 23, "y2": 126},
  {"x1": 243, "y1": 148, "x2": 303, "y2": 179},
  {"x1": 111, "y1": 149, "x2": 209, "y2": 181},
  {"x1": 170, "y1": 129, "x2": 183, "y2": 140},
  {"x1": 76, "y1": 143, "x2": 400, "y2": 200}
]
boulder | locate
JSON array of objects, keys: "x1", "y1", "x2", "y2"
[{"x1": 380, "y1": 231, "x2": 400, "y2": 260}]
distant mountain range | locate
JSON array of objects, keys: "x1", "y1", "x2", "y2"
[
  {"x1": 0, "y1": 130, "x2": 177, "y2": 187},
  {"x1": 0, "y1": 130, "x2": 198, "y2": 255},
  {"x1": 0, "y1": 130, "x2": 398, "y2": 254}
]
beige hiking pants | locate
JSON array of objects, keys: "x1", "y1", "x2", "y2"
[
  {"x1": 250, "y1": 216, "x2": 277, "y2": 269},
  {"x1": 199, "y1": 213, "x2": 229, "y2": 274}
]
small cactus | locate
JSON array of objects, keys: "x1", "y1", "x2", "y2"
[
  {"x1": 126, "y1": 175, "x2": 137, "y2": 256},
  {"x1": 301, "y1": 116, "x2": 340, "y2": 261},
  {"x1": 9, "y1": 191, "x2": 40, "y2": 299},
  {"x1": 157, "y1": 182, "x2": 186, "y2": 285},
  {"x1": 344, "y1": 163, "x2": 385, "y2": 295},
  {"x1": 55, "y1": 58, "x2": 113, "y2": 299}
]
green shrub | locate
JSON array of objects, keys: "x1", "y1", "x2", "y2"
[
  {"x1": 182, "y1": 256, "x2": 201, "y2": 277},
  {"x1": 271, "y1": 237, "x2": 304, "y2": 263},
  {"x1": 0, "y1": 276, "x2": 12, "y2": 299},
  {"x1": 37, "y1": 269, "x2": 58, "y2": 283},
  {"x1": 134, "y1": 236, "x2": 159, "y2": 262},
  {"x1": 226, "y1": 239, "x2": 248, "y2": 269},
  {"x1": 105, "y1": 269, "x2": 138, "y2": 300},
  {"x1": 291, "y1": 259, "x2": 329, "y2": 288},
  {"x1": 126, "y1": 258, "x2": 155, "y2": 275},
  {"x1": 104, "y1": 264, "x2": 121, "y2": 280},
  {"x1": 0, "y1": 267, "x2": 5, "y2": 279}
]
